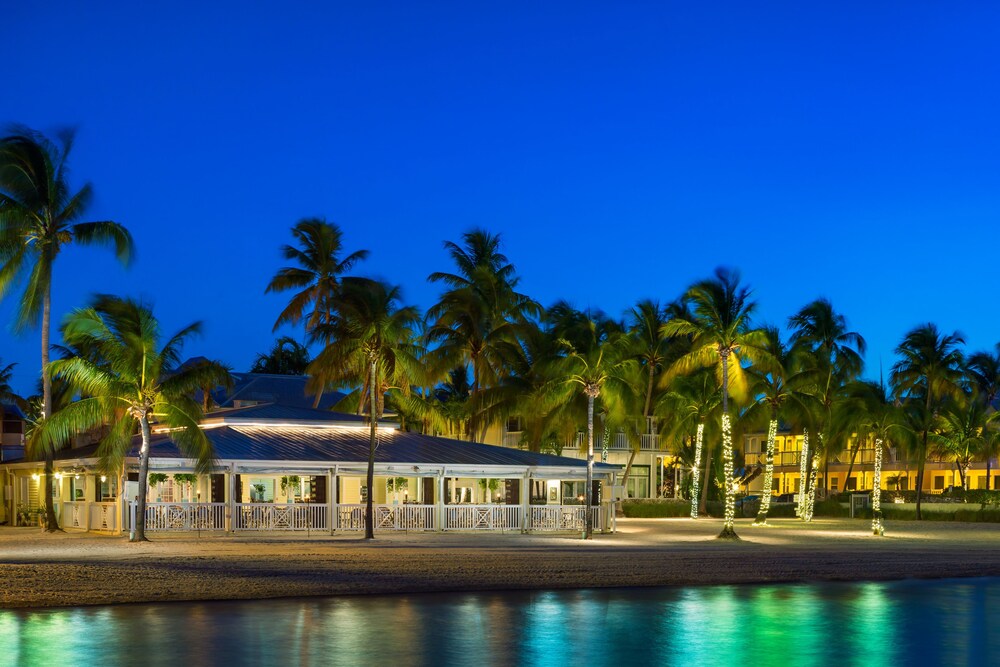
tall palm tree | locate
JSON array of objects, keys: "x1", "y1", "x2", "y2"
[
  {"x1": 663, "y1": 268, "x2": 774, "y2": 539},
  {"x1": 308, "y1": 278, "x2": 424, "y2": 539},
  {"x1": 837, "y1": 379, "x2": 904, "y2": 535},
  {"x1": 426, "y1": 229, "x2": 539, "y2": 441},
  {"x1": 658, "y1": 370, "x2": 720, "y2": 518},
  {"x1": 891, "y1": 324, "x2": 965, "y2": 520},
  {"x1": 966, "y1": 346, "x2": 1000, "y2": 488},
  {"x1": 34, "y1": 295, "x2": 230, "y2": 541},
  {"x1": 266, "y1": 217, "x2": 369, "y2": 336},
  {"x1": 787, "y1": 299, "x2": 865, "y2": 518},
  {"x1": 0, "y1": 127, "x2": 133, "y2": 530},
  {"x1": 553, "y1": 314, "x2": 635, "y2": 539},
  {"x1": 621, "y1": 299, "x2": 690, "y2": 496}
]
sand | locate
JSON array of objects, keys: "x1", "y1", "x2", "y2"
[{"x1": 2, "y1": 517, "x2": 999, "y2": 609}]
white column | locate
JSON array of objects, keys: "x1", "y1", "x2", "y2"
[
  {"x1": 227, "y1": 464, "x2": 236, "y2": 533},
  {"x1": 436, "y1": 471, "x2": 445, "y2": 531},
  {"x1": 334, "y1": 468, "x2": 339, "y2": 535},
  {"x1": 520, "y1": 471, "x2": 530, "y2": 533}
]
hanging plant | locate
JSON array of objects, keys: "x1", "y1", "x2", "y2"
[
  {"x1": 148, "y1": 473, "x2": 168, "y2": 487},
  {"x1": 173, "y1": 473, "x2": 198, "y2": 486},
  {"x1": 280, "y1": 475, "x2": 301, "y2": 494}
]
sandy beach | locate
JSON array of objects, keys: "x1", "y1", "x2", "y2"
[{"x1": 2, "y1": 517, "x2": 999, "y2": 609}]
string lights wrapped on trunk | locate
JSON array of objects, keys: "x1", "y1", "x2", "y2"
[
  {"x1": 872, "y1": 438, "x2": 884, "y2": 536},
  {"x1": 753, "y1": 419, "x2": 778, "y2": 526},
  {"x1": 797, "y1": 430, "x2": 810, "y2": 517},
  {"x1": 718, "y1": 413, "x2": 738, "y2": 538},
  {"x1": 690, "y1": 423, "x2": 704, "y2": 519}
]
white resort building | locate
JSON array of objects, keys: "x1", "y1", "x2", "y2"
[{"x1": 0, "y1": 403, "x2": 618, "y2": 535}]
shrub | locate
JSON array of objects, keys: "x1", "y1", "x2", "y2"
[
  {"x1": 621, "y1": 500, "x2": 692, "y2": 518},
  {"x1": 814, "y1": 499, "x2": 849, "y2": 517}
]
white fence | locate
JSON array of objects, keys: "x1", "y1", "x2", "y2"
[
  {"x1": 445, "y1": 505, "x2": 522, "y2": 530},
  {"x1": 62, "y1": 501, "x2": 120, "y2": 531},
  {"x1": 120, "y1": 502, "x2": 611, "y2": 534},
  {"x1": 234, "y1": 503, "x2": 328, "y2": 531},
  {"x1": 144, "y1": 502, "x2": 227, "y2": 531}
]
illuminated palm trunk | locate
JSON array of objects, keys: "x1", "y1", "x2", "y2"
[
  {"x1": 718, "y1": 351, "x2": 738, "y2": 539},
  {"x1": 690, "y1": 422, "x2": 704, "y2": 519},
  {"x1": 804, "y1": 452, "x2": 819, "y2": 522},
  {"x1": 754, "y1": 418, "x2": 778, "y2": 525},
  {"x1": 797, "y1": 430, "x2": 810, "y2": 517},
  {"x1": 872, "y1": 437, "x2": 884, "y2": 536}
]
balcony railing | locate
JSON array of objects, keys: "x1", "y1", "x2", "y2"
[{"x1": 506, "y1": 431, "x2": 661, "y2": 451}]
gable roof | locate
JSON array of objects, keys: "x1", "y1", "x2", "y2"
[{"x1": 213, "y1": 372, "x2": 346, "y2": 411}]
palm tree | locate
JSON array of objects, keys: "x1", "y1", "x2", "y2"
[
  {"x1": 0, "y1": 359, "x2": 26, "y2": 411},
  {"x1": 426, "y1": 229, "x2": 539, "y2": 441},
  {"x1": 837, "y1": 379, "x2": 904, "y2": 535},
  {"x1": 787, "y1": 299, "x2": 865, "y2": 519},
  {"x1": 935, "y1": 394, "x2": 987, "y2": 492},
  {"x1": 658, "y1": 370, "x2": 719, "y2": 518},
  {"x1": 34, "y1": 295, "x2": 230, "y2": 541},
  {"x1": 966, "y1": 346, "x2": 1000, "y2": 488},
  {"x1": 891, "y1": 324, "x2": 965, "y2": 520},
  {"x1": 743, "y1": 326, "x2": 811, "y2": 525},
  {"x1": 250, "y1": 336, "x2": 311, "y2": 375},
  {"x1": 0, "y1": 127, "x2": 133, "y2": 530},
  {"x1": 266, "y1": 217, "x2": 369, "y2": 336},
  {"x1": 621, "y1": 299, "x2": 690, "y2": 497},
  {"x1": 552, "y1": 313, "x2": 635, "y2": 538},
  {"x1": 308, "y1": 278, "x2": 424, "y2": 539},
  {"x1": 663, "y1": 268, "x2": 774, "y2": 539}
]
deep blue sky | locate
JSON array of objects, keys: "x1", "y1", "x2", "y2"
[{"x1": 2, "y1": 2, "x2": 999, "y2": 396}]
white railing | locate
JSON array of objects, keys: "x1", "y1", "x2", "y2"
[
  {"x1": 62, "y1": 501, "x2": 119, "y2": 531},
  {"x1": 445, "y1": 505, "x2": 522, "y2": 531},
  {"x1": 529, "y1": 505, "x2": 603, "y2": 531},
  {"x1": 143, "y1": 502, "x2": 227, "y2": 531},
  {"x1": 235, "y1": 503, "x2": 328, "y2": 531},
  {"x1": 559, "y1": 432, "x2": 661, "y2": 451},
  {"x1": 336, "y1": 504, "x2": 437, "y2": 531}
]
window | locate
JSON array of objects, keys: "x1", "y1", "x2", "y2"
[
  {"x1": 626, "y1": 465, "x2": 650, "y2": 499},
  {"x1": 249, "y1": 479, "x2": 274, "y2": 502},
  {"x1": 830, "y1": 477, "x2": 839, "y2": 492},
  {"x1": 505, "y1": 417, "x2": 523, "y2": 433},
  {"x1": 934, "y1": 476, "x2": 945, "y2": 490},
  {"x1": 70, "y1": 477, "x2": 86, "y2": 501},
  {"x1": 561, "y1": 481, "x2": 586, "y2": 504}
]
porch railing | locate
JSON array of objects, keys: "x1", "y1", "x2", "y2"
[
  {"x1": 336, "y1": 504, "x2": 437, "y2": 531},
  {"x1": 62, "y1": 501, "x2": 119, "y2": 531},
  {"x1": 445, "y1": 505, "x2": 522, "y2": 530},
  {"x1": 234, "y1": 503, "x2": 328, "y2": 531},
  {"x1": 528, "y1": 505, "x2": 603, "y2": 532},
  {"x1": 144, "y1": 502, "x2": 227, "y2": 531}
]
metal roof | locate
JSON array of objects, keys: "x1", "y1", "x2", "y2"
[
  {"x1": 203, "y1": 403, "x2": 366, "y2": 423},
  {"x1": 43, "y1": 423, "x2": 618, "y2": 472}
]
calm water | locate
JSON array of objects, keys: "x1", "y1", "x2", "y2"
[{"x1": 2, "y1": 578, "x2": 999, "y2": 667}]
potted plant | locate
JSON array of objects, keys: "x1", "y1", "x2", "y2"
[
  {"x1": 251, "y1": 483, "x2": 266, "y2": 502},
  {"x1": 280, "y1": 475, "x2": 301, "y2": 503}
]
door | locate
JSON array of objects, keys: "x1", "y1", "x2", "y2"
[
  {"x1": 210, "y1": 474, "x2": 226, "y2": 503},
  {"x1": 422, "y1": 477, "x2": 434, "y2": 504},
  {"x1": 505, "y1": 479, "x2": 520, "y2": 505}
]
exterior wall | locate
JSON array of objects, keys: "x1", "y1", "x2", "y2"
[{"x1": 742, "y1": 431, "x2": 1000, "y2": 495}]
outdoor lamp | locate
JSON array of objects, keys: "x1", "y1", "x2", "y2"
[{"x1": 100, "y1": 475, "x2": 107, "y2": 483}]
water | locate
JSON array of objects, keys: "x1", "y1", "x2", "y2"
[{"x1": 1, "y1": 578, "x2": 998, "y2": 666}]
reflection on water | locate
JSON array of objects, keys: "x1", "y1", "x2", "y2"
[{"x1": 2, "y1": 578, "x2": 999, "y2": 666}]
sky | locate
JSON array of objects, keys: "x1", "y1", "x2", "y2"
[{"x1": 2, "y1": 2, "x2": 1000, "y2": 397}]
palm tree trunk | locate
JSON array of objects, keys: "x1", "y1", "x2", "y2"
[
  {"x1": 872, "y1": 438, "x2": 884, "y2": 535},
  {"x1": 754, "y1": 417, "x2": 778, "y2": 524},
  {"x1": 843, "y1": 438, "x2": 862, "y2": 493},
  {"x1": 585, "y1": 390, "x2": 595, "y2": 539},
  {"x1": 988, "y1": 457, "x2": 993, "y2": 491},
  {"x1": 691, "y1": 423, "x2": 704, "y2": 519},
  {"x1": 365, "y1": 359, "x2": 377, "y2": 540},
  {"x1": 41, "y1": 287, "x2": 60, "y2": 531},
  {"x1": 133, "y1": 415, "x2": 153, "y2": 542},
  {"x1": 916, "y1": 431, "x2": 927, "y2": 520},
  {"x1": 718, "y1": 350, "x2": 738, "y2": 539},
  {"x1": 620, "y1": 448, "x2": 638, "y2": 500},
  {"x1": 699, "y1": 437, "x2": 712, "y2": 515}
]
